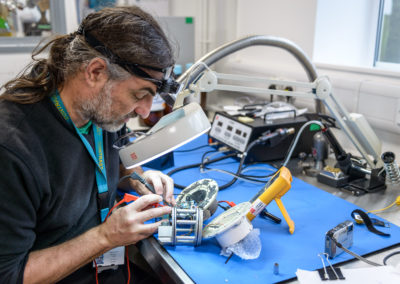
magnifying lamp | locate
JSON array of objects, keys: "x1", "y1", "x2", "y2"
[{"x1": 115, "y1": 102, "x2": 211, "y2": 169}]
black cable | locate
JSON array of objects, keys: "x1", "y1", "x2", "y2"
[
  {"x1": 167, "y1": 153, "x2": 238, "y2": 189},
  {"x1": 332, "y1": 237, "x2": 382, "y2": 266},
  {"x1": 199, "y1": 150, "x2": 275, "y2": 182},
  {"x1": 383, "y1": 251, "x2": 400, "y2": 265},
  {"x1": 200, "y1": 150, "x2": 219, "y2": 165},
  {"x1": 200, "y1": 163, "x2": 274, "y2": 183},
  {"x1": 241, "y1": 162, "x2": 277, "y2": 178},
  {"x1": 174, "y1": 144, "x2": 211, "y2": 153},
  {"x1": 169, "y1": 133, "x2": 277, "y2": 190}
]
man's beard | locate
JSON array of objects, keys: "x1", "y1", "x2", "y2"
[{"x1": 78, "y1": 81, "x2": 136, "y2": 132}]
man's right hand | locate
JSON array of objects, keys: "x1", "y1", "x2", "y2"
[{"x1": 98, "y1": 194, "x2": 172, "y2": 248}]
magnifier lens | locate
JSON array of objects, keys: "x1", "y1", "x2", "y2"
[{"x1": 113, "y1": 131, "x2": 146, "y2": 150}]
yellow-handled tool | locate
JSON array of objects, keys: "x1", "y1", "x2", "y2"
[{"x1": 246, "y1": 166, "x2": 295, "y2": 234}]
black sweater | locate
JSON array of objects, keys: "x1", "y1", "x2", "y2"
[{"x1": 0, "y1": 98, "x2": 123, "y2": 283}]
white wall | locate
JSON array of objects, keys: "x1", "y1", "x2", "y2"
[
  {"x1": 190, "y1": 0, "x2": 400, "y2": 159},
  {"x1": 2, "y1": 0, "x2": 400, "y2": 158}
]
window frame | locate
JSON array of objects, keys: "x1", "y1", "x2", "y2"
[{"x1": 0, "y1": 0, "x2": 68, "y2": 53}]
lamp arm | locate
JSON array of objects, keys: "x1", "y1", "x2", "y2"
[
  {"x1": 176, "y1": 35, "x2": 324, "y2": 114},
  {"x1": 193, "y1": 70, "x2": 382, "y2": 170}
]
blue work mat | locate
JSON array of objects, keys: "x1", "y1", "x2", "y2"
[{"x1": 147, "y1": 135, "x2": 400, "y2": 284}]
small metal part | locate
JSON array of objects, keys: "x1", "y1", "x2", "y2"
[
  {"x1": 323, "y1": 253, "x2": 340, "y2": 280},
  {"x1": 382, "y1": 151, "x2": 400, "y2": 184},
  {"x1": 260, "y1": 208, "x2": 282, "y2": 224},
  {"x1": 317, "y1": 253, "x2": 329, "y2": 280},
  {"x1": 273, "y1": 262, "x2": 279, "y2": 275},
  {"x1": 158, "y1": 206, "x2": 203, "y2": 246},
  {"x1": 225, "y1": 253, "x2": 233, "y2": 264}
]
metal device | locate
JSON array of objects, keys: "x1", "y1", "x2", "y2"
[
  {"x1": 247, "y1": 166, "x2": 294, "y2": 234},
  {"x1": 202, "y1": 202, "x2": 253, "y2": 248},
  {"x1": 191, "y1": 72, "x2": 382, "y2": 171},
  {"x1": 209, "y1": 112, "x2": 314, "y2": 162},
  {"x1": 381, "y1": 151, "x2": 400, "y2": 184},
  {"x1": 158, "y1": 205, "x2": 203, "y2": 246},
  {"x1": 312, "y1": 131, "x2": 329, "y2": 171},
  {"x1": 325, "y1": 220, "x2": 354, "y2": 258},
  {"x1": 157, "y1": 179, "x2": 219, "y2": 246},
  {"x1": 173, "y1": 36, "x2": 382, "y2": 174},
  {"x1": 175, "y1": 179, "x2": 219, "y2": 220},
  {"x1": 202, "y1": 167, "x2": 294, "y2": 249}
]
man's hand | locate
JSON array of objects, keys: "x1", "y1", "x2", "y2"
[
  {"x1": 140, "y1": 170, "x2": 175, "y2": 205},
  {"x1": 99, "y1": 194, "x2": 172, "y2": 248},
  {"x1": 119, "y1": 166, "x2": 176, "y2": 205}
]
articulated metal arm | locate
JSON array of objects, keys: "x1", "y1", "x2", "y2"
[
  {"x1": 190, "y1": 70, "x2": 382, "y2": 170},
  {"x1": 176, "y1": 35, "x2": 325, "y2": 114}
]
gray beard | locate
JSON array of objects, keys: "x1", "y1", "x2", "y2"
[{"x1": 78, "y1": 81, "x2": 134, "y2": 133}]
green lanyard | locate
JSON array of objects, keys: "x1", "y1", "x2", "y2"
[{"x1": 51, "y1": 91, "x2": 109, "y2": 222}]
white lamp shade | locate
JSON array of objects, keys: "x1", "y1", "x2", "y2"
[{"x1": 119, "y1": 102, "x2": 211, "y2": 169}]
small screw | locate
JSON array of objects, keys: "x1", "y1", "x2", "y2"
[{"x1": 273, "y1": 262, "x2": 279, "y2": 275}]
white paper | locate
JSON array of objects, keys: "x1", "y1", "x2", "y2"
[{"x1": 296, "y1": 265, "x2": 400, "y2": 284}]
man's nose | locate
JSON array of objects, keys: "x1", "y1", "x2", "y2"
[{"x1": 135, "y1": 95, "x2": 154, "y2": 119}]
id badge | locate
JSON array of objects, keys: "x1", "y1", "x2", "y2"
[{"x1": 94, "y1": 246, "x2": 125, "y2": 272}]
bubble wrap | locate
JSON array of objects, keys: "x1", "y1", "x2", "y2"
[{"x1": 220, "y1": 228, "x2": 261, "y2": 260}]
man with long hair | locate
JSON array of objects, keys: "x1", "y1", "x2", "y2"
[{"x1": 0, "y1": 6, "x2": 178, "y2": 283}]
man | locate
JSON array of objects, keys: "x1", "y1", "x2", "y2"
[{"x1": 0, "y1": 6, "x2": 178, "y2": 283}]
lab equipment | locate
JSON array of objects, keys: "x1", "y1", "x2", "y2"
[
  {"x1": 246, "y1": 166, "x2": 294, "y2": 234},
  {"x1": 381, "y1": 151, "x2": 400, "y2": 184},
  {"x1": 190, "y1": 71, "x2": 382, "y2": 171},
  {"x1": 157, "y1": 179, "x2": 219, "y2": 246},
  {"x1": 315, "y1": 120, "x2": 386, "y2": 194},
  {"x1": 312, "y1": 131, "x2": 328, "y2": 172},
  {"x1": 116, "y1": 103, "x2": 211, "y2": 169},
  {"x1": 202, "y1": 202, "x2": 253, "y2": 249},
  {"x1": 202, "y1": 166, "x2": 294, "y2": 250},
  {"x1": 157, "y1": 205, "x2": 203, "y2": 246},
  {"x1": 175, "y1": 179, "x2": 219, "y2": 220},
  {"x1": 174, "y1": 36, "x2": 383, "y2": 188},
  {"x1": 209, "y1": 111, "x2": 314, "y2": 163},
  {"x1": 325, "y1": 220, "x2": 354, "y2": 258}
]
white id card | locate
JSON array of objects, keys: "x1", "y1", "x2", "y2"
[{"x1": 94, "y1": 246, "x2": 125, "y2": 271}]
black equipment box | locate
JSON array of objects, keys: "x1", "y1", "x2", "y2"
[{"x1": 209, "y1": 112, "x2": 315, "y2": 163}]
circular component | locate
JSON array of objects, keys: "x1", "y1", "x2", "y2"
[
  {"x1": 203, "y1": 202, "x2": 252, "y2": 239},
  {"x1": 382, "y1": 151, "x2": 395, "y2": 164},
  {"x1": 176, "y1": 179, "x2": 219, "y2": 220}
]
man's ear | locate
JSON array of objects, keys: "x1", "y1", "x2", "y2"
[{"x1": 84, "y1": 58, "x2": 109, "y2": 88}]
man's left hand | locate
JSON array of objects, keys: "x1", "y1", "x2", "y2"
[{"x1": 132, "y1": 170, "x2": 175, "y2": 205}]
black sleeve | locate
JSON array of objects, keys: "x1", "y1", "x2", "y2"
[{"x1": 0, "y1": 145, "x2": 40, "y2": 283}]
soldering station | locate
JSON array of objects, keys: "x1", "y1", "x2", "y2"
[{"x1": 112, "y1": 32, "x2": 400, "y2": 284}]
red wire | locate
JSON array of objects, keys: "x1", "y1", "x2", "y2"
[
  {"x1": 95, "y1": 193, "x2": 164, "y2": 283},
  {"x1": 125, "y1": 246, "x2": 131, "y2": 283},
  {"x1": 94, "y1": 259, "x2": 99, "y2": 284},
  {"x1": 95, "y1": 193, "x2": 138, "y2": 284},
  {"x1": 218, "y1": 200, "x2": 236, "y2": 207}
]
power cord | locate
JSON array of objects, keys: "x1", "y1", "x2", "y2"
[
  {"x1": 330, "y1": 237, "x2": 382, "y2": 267},
  {"x1": 367, "y1": 196, "x2": 400, "y2": 214},
  {"x1": 383, "y1": 251, "x2": 400, "y2": 265},
  {"x1": 169, "y1": 129, "x2": 287, "y2": 189}
]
